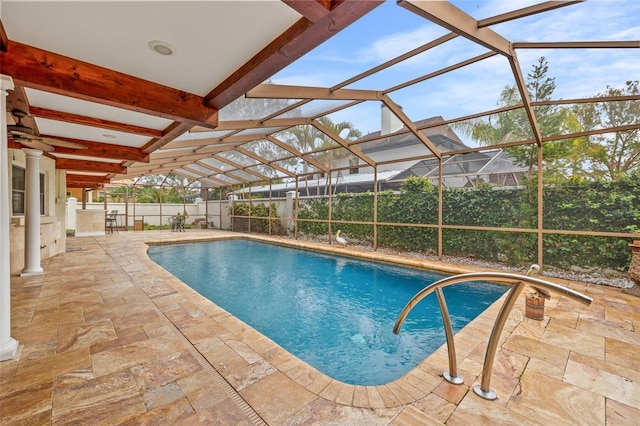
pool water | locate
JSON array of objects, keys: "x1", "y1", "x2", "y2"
[{"x1": 148, "y1": 239, "x2": 506, "y2": 385}]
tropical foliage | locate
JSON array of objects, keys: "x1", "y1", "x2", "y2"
[{"x1": 296, "y1": 175, "x2": 639, "y2": 271}]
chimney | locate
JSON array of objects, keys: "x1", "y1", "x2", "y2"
[{"x1": 381, "y1": 104, "x2": 403, "y2": 136}]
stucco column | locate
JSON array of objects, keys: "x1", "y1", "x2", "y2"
[
  {"x1": 21, "y1": 148, "x2": 44, "y2": 276},
  {"x1": 0, "y1": 74, "x2": 18, "y2": 361}
]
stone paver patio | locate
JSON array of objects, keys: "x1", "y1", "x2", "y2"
[{"x1": 2, "y1": 230, "x2": 639, "y2": 425}]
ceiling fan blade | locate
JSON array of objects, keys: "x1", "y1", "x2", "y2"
[
  {"x1": 9, "y1": 129, "x2": 39, "y2": 140},
  {"x1": 16, "y1": 138, "x2": 55, "y2": 152},
  {"x1": 40, "y1": 137, "x2": 88, "y2": 150}
]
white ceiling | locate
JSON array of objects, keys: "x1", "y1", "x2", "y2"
[{"x1": 3, "y1": 1, "x2": 300, "y2": 95}]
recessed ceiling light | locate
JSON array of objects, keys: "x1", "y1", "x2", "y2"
[
  {"x1": 102, "y1": 133, "x2": 117, "y2": 139},
  {"x1": 148, "y1": 40, "x2": 176, "y2": 56}
]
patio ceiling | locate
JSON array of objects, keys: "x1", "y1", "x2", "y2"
[
  {"x1": 1, "y1": 0, "x2": 382, "y2": 188},
  {"x1": 2, "y1": 1, "x2": 639, "y2": 190}
]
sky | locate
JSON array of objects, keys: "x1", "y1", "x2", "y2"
[{"x1": 271, "y1": 0, "x2": 640, "y2": 141}]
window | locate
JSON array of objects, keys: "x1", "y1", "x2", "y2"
[
  {"x1": 349, "y1": 158, "x2": 360, "y2": 175},
  {"x1": 12, "y1": 165, "x2": 44, "y2": 215}
]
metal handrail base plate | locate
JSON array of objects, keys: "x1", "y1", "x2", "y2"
[
  {"x1": 473, "y1": 385, "x2": 497, "y2": 400},
  {"x1": 443, "y1": 371, "x2": 464, "y2": 385}
]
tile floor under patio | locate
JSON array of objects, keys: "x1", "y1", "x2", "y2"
[{"x1": 1, "y1": 229, "x2": 639, "y2": 425}]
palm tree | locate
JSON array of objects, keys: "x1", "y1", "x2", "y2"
[{"x1": 284, "y1": 116, "x2": 362, "y2": 195}]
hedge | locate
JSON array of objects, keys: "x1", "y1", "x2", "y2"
[{"x1": 296, "y1": 174, "x2": 639, "y2": 271}]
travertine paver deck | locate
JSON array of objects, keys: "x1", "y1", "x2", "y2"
[{"x1": 1, "y1": 230, "x2": 639, "y2": 425}]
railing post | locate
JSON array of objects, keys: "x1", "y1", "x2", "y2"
[{"x1": 435, "y1": 288, "x2": 463, "y2": 384}]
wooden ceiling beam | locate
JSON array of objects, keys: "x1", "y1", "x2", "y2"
[
  {"x1": 283, "y1": 0, "x2": 335, "y2": 23},
  {"x1": 66, "y1": 174, "x2": 110, "y2": 184},
  {"x1": 55, "y1": 158, "x2": 126, "y2": 174},
  {"x1": 0, "y1": 19, "x2": 7, "y2": 52},
  {"x1": 40, "y1": 136, "x2": 150, "y2": 163},
  {"x1": 1, "y1": 41, "x2": 219, "y2": 128},
  {"x1": 205, "y1": 0, "x2": 383, "y2": 109},
  {"x1": 30, "y1": 106, "x2": 164, "y2": 138},
  {"x1": 65, "y1": 182, "x2": 103, "y2": 189}
]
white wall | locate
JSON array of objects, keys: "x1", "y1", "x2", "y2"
[
  {"x1": 9, "y1": 148, "x2": 66, "y2": 275},
  {"x1": 66, "y1": 196, "x2": 297, "y2": 231}
]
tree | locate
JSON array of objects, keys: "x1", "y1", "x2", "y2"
[
  {"x1": 284, "y1": 116, "x2": 362, "y2": 194},
  {"x1": 133, "y1": 173, "x2": 198, "y2": 204},
  {"x1": 109, "y1": 184, "x2": 134, "y2": 203},
  {"x1": 572, "y1": 80, "x2": 640, "y2": 180},
  {"x1": 454, "y1": 57, "x2": 573, "y2": 180}
]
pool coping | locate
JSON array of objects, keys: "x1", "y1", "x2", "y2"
[{"x1": 138, "y1": 231, "x2": 573, "y2": 410}]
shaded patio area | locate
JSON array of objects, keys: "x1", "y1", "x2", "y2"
[{"x1": 2, "y1": 230, "x2": 639, "y2": 425}]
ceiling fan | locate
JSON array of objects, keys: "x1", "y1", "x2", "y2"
[{"x1": 7, "y1": 109, "x2": 87, "y2": 152}]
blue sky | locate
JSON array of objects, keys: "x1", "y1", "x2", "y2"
[{"x1": 272, "y1": 0, "x2": 640, "y2": 140}]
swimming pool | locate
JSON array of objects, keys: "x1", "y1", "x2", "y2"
[{"x1": 148, "y1": 239, "x2": 507, "y2": 385}]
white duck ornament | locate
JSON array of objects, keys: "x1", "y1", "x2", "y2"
[{"x1": 335, "y1": 230, "x2": 347, "y2": 248}]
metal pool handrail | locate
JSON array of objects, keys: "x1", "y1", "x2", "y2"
[{"x1": 393, "y1": 268, "x2": 593, "y2": 400}]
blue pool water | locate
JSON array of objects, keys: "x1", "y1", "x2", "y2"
[{"x1": 148, "y1": 240, "x2": 507, "y2": 385}]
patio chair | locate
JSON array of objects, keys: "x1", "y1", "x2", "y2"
[
  {"x1": 170, "y1": 214, "x2": 185, "y2": 232},
  {"x1": 106, "y1": 210, "x2": 118, "y2": 234}
]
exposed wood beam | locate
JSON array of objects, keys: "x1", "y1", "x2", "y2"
[
  {"x1": 66, "y1": 182, "x2": 103, "y2": 189},
  {"x1": 66, "y1": 174, "x2": 110, "y2": 184},
  {"x1": 398, "y1": 0, "x2": 512, "y2": 57},
  {"x1": 0, "y1": 19, "x2": 7, "y2": 52},
  {"x1": 247, "y1": 84, "x2": 380, "y2": 101},
  {"x1": 206, "y1": 0, "x2": 383, "y2": 108},
  {"x1": 40, "y1": 136, "x2": 150, "y2": 163},
  {"x1": 144, "y1": 123, "x2": 193, "y2": 154},
  {"x1": 283, "y1": 0, "x2": 335, "y2": 23},
  {"x1": 56, "y1": 158, "x2": 126, "y2": 174},
  {"x1": 513, "y1": 41, "x2": 640, "y2": 49},
  {"x1": 30, "y1": 106, "x2": 164, "y2": 138},
  {"x1": 2, "y1": 41, "x2": 219, "y2": 128}
]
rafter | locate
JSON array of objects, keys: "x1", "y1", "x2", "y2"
[
  {"x1": 30, "y1": 106, "x2": 164, "y2": 138},
  {"x1": 1, "y1": 41, "x2": 218, "y2": 128},
  {"x1": 283, "y1": 0, "x2": 335, "y2": 23},
  {"x1": 55, "y1": 158, "x2": 126, "y2": 174},
  {"x1": 41, "y1": 136, "x2": 150, "y2": 163}
]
